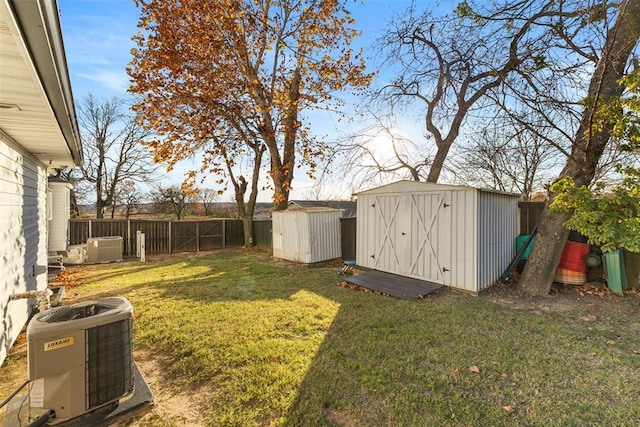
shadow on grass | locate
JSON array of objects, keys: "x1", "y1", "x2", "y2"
[{"x1": 283, "y1": 289, "x2": 640, "y2": 426}]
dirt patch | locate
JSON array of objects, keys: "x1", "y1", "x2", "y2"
[
  {"x1": 479, "y1": 282, "x2": 640, "y2": 332},
  {"x1": 325, "y1": 408, "x2": 362, "y2": 426},
  {"x1": 116, "y1": 349, "x2": 212, "y2": 427}
]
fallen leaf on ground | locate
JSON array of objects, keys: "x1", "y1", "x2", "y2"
[
  {"x1": 501, "y1": 373, "x2": 508, "y2": 379},
  {"x1": 606, "y1": 340, "x2": 616, "y2": 345},
  {"x1": 469, "y1": 366, "x2": 480, "y2": 374},
  {"x1": 502, "y1": 406, "x2": 515, "y2": 414}
]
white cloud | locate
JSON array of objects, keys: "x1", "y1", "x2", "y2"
[{"x1": 75, "y1": 69, "x2": 130, "y2": 95}]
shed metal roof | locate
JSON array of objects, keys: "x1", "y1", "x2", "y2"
[{"x1": 355, "y1": 180, "x2": 521, "y2": 198}]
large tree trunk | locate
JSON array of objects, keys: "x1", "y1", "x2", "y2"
[
  {"x1": 96, "y1": 198, "x2": 106, "y2": 219},
  {"x1": 240, "y1": 214, "x2": 254, "y2": 247},
  {"x1": 229, "y1": 142, "x2": 263, "y2": 247},
  {"x1": 69, "y1": 189, "x2": 80, "y2": 218},
  {"x1": 517, "y1": 0, "x2": 640, "y2": 295},
  {"x1": 426, "y1": 143, "x2": 453, "y2": 182}
]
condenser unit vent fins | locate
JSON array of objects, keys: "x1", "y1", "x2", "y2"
[{"x1": 86, "y1": 318, "x2": 134, "y2": 409}]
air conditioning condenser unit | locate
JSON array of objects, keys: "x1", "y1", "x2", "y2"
[
  {"x1": 27, "y1": 297, "x2": 134, "y2": 424},
  {"x1": 86, "y1": 236, "x2": 123, "y2": 263}
]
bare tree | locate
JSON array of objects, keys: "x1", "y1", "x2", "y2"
[
  {"x1": 371, "y1": 1, "x2": 560, "y2": 182},
  {"x1": 111, "y1": 179, "x2": 140, "y2": 218},
  {"x1": 452, "y1": 116, "x2": 560, "y2": 198},
  {"x1": 342, "y1": 112, "x2": 432, "y2": 187},
  {"x1": 78, "y1": 94, "x2": 158, "y2": 218},
  {"x1": 148, "y1": 185, "x2": 192, "y2": 220},
  {"x1": 196, "y1": 188, "x2": 219, "y2": 217}
]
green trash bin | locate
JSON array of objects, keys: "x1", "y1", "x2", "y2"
[
  {"x1": 603, "y1": 250, "x2": 628, "y2": 296},
  {"x1": 516, "y1": 235, "x2": 535, "y2": 259}
]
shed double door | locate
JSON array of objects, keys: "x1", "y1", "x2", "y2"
[{"x1": 371, "y1": 192, "x2": 450, "y2": 284}]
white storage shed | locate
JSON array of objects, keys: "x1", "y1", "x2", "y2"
[
  {"x1": 272, "y1": 208, "x2": 342, "y2": 264},
  {"x1": 356, "y1": 181, "x2": 520, "y2": 293}
]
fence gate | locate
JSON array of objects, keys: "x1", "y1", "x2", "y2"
[
  {"x1": 199, "y1": 221, "x2": 224, "y2": 250},
  {"x1": 171, "y1": 221, "x2": 197, "y2": 252}
]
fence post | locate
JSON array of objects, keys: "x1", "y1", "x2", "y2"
[
  {"x1": 136, "y1": 230, "x2": 141, "y2": 257},
  {"x1": 88, "y1": 219, "x2": 92, "y2": 239},
  {"x1": 127, "y1": 219, "x2": 131, "y2": 255},
  {"x1": 223, "y1": 219, "x2": 226, "y2": 249},
  {"x1": 140, "y1": 232, "x2": 146, "y2": 262},
  {"x1": 168, "y1": 220, "x2": 172, "y2": 254},
  {"x1": 196, "y1": 221, "x2": 200, "y2": 252}
]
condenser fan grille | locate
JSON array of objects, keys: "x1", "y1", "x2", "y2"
[{"x1": 86, "y1": 318, "x2": 134, "y2": 409}]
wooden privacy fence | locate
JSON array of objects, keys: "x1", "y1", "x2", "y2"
[
  {"x1": 69, "y1": 204, "x2": 540, "y2": 258},
  {"x1": 252, "y1": 220, "x2": 272, "y2": 251},
  {"x1": 518, "y1": 201, "x2": 546, "y2": 235},
  {"x1": 69, "y1": 219, "x2": 245, "y2": 255}
]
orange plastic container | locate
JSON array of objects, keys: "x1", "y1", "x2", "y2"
[
  {"x1": 558, "y1": 241, "x2": 590, "y2": 272},
  {"x1": 554, "y1": 267, "x2": 587, "y2": 284}
]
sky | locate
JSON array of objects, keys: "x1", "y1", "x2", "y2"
[{"x1": 57, "y1": 0, "x2": 427, "y2": 201}]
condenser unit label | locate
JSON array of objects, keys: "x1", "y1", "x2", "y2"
[{"x1": 44, "y1": 336, "x2": 74, "y2": 351}]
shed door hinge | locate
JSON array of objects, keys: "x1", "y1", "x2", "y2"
[{"x1": 442, "y1": 267, "x2": 450, "y2": 273}]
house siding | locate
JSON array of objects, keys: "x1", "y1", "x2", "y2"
[{"x1": 0, "y1": 134, "x2": 48, "y2": 366}]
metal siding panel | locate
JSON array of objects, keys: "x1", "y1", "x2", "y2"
[
  {"x1": 308, "y1": 210, "x2": 341, "y2": 263},
  {"x1": 283, "y1": 212, "x2": 300, "y2": 262},
  {"x1": 422, "y1": 192, "x2": 446, "y2": 284},
  {"x1": 357, "y1": 194, "x2": 378, "y2": 269},
  {"x1": 446, "y1": 190, "x2": 477, "y2": 292},
  {"x1": 0, "y1": 140, "x2": 48, "y2": 366},
  {"x1": 378, "y1": 195, "x2": 402, "y2": 273},
  {"x1": 477, "y1": 192, "x2": 518, "y2": 291},
  {"x1": 356, "y1": 195, "x2": 367, "y2": 266},
  {"x1": 274, "y1": 210, "x2": 341, "y2": 263},
  {"x1": 272, "y1": 212, "x2": 285, "y2": 258}
]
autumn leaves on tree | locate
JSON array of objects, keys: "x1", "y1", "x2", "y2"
[{"x1": 128, "y1": 0, "x2": 372, "y2": 213}]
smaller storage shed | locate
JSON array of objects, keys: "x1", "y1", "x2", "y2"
[
  {"x1": 272, "y1": 208, "x2": 342, "y2": 264},
  {"x1": 356, "y1": 181, "x2": 520, "y2": 293}
]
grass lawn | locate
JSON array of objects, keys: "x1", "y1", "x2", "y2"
[{"x1": 7, "y1": 250, "x2": 640, "y2": 426}]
